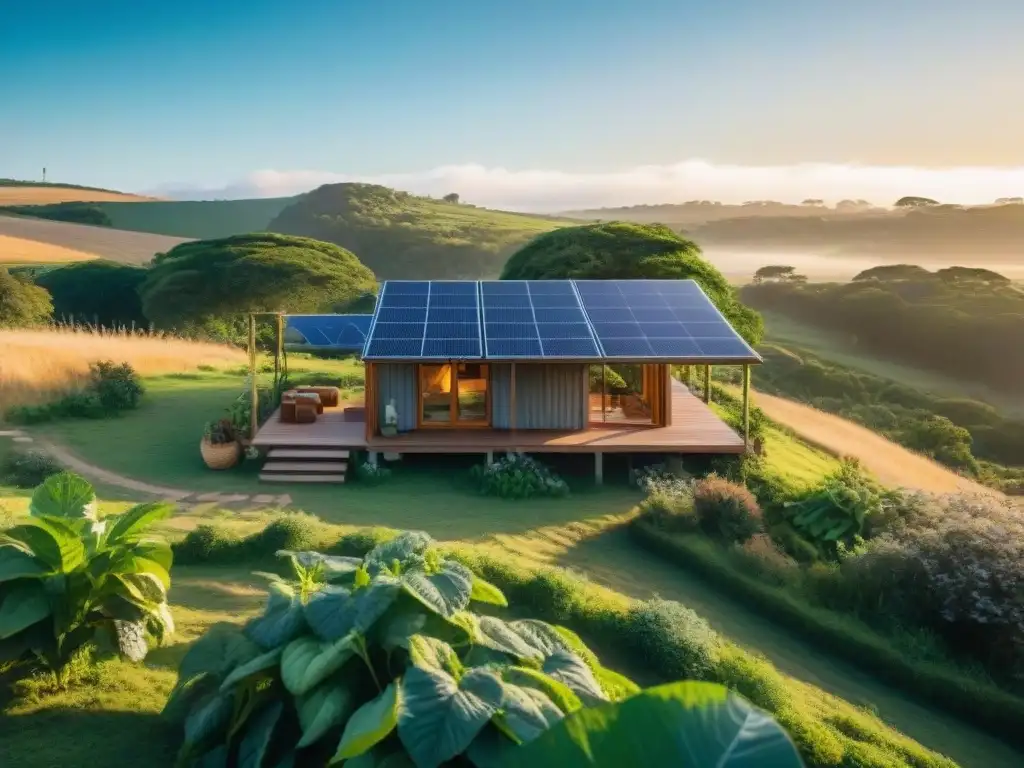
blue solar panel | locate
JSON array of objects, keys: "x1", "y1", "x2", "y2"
[
  {"x1": 381, "y1": 293, "x2": 429, "y2": 308},
  {"x1": 480, "y1": 281, "x2": 600, "y2": 359},
  {"x1": 576, "y1": 279, "x2": 760, "y2": 362},
  {"x1": 365, "y1": 338, "x2": 423, "y2": 357},
  {"x1": 386, "y1": 281, "x2": 431, "y2": 295},
  {"x1": 375, "y1": 307, "x2": 427, "y2": 323},
  {"x1": 363, "y1": 280, "x2": 482, "y2": 359},
  {"x1": 285, "y1": 315, "x2": 372, "y2": 350}
]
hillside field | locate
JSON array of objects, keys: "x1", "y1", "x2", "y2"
[
  {"x1": 0, "y1": 182, "x2": 155, "y2": 205},
  {"x1": 0, "y1": 213, "x2": 190, "y2": 265}
]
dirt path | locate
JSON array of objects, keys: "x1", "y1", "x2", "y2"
[
  {"x1": 744, "y1": 389, "x2": 998, "y2": 495},
  {"x1": 479, "y1": 521, "x2": 1020, "y2": 768}
]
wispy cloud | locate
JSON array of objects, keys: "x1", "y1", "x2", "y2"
[{"x1": 150, "y1": 161, "x2": 1024, "y2": 212}]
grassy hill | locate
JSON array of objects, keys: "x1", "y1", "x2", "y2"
[
  {"x1": 266, "y1": 183, "x2": 570, "y2": 279},
  {"x1": 562, "y1": 200, "x2": 885, "y2": 226},
  {"x1": 3, "y1": 197, "x2": 298, "y2": 239}
]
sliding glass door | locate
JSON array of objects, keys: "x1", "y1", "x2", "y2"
[{"x1": 418, "y1": 363, "x2": 489, "y2": 427}]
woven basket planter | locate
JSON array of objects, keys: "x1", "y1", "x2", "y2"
[{"x1": 200, "y1": 439, "x2": 240, "y2": 470}]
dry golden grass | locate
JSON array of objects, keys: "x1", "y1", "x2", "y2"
[
  {"x1": 0, "y1": 234, "x2": 97, "y2": 264},
  {"x1": 0, "y1": 186, "x2": 156, "y2": 205},
  {"x1": 0, "y1": 213, "x2": 191, "y2": 265},
  {"x1": 0, "y1": 328, "x2": 245, "y2": 413}
]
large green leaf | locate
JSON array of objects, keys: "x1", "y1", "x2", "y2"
[
  {"x1": 278, "y1": 550, "x2": 362, "y2": 578},
  {"x1": 500, "y1": 667, "x2": 583, "y2": 716},
  {"x1": 29, "y1": 471, "x2": 97, "y2": 521},
  {"x1": 398, "y1": 665, "x2": 504, "y2": 768},
  {"x1": 177, "y1": 622, "x2": 263, "y2": 683},
  {"x1": 507, "y1": 620, "x2": 567, "y2": 657},
  {"x1": 470, "y1": 615, "x2": 543, "y2": 662},
  {"x1": 281, "y1": 632, "x2": 358, "y2": 696},
  {"x1": 364, "y1": 531, "x2": 433, "y2": 569},
  {"x1": 0, "y1": 547, "x2": 48, "y2": 582},
  {"x1": 237, "y1": 701, "x2": 283, "y2": 768},
  {"x1": 470, "y1": 576, "x2": 508, "y2": 607},
  {"x1": 0, "y1": 580, "x2": 51, "y2": 640},
  {"x1": 246, "y1": 581, "x2": 306, "y2": 650},
  {"x1": 496, "y1": 682, "x2": 564, "y2": 744},
  {"x1": 407, "y1": 635, "x2": 463, "y2": 677},
  {"x1": 220, "y1": 647, "x2": 283, "y2": 691},
  {"x1": 332, "y1": 682, "x2": 401, "y2": 763},
  {"x1": 184, "y1": 691, "x2": 234, "y2": 753},
  {"x1": 542, "y1": 649, "x2": 607, "y2": 706},
  {"x1": 345, "y1": 747, "x2": 416, "y2": 768},
  {"x1": 127, "y1": 538, "x2": 174, "y2": 572},
  {"x1": 305, "y1": 578, "x2": 399, "y2": 641},
  {"x1": 593, "y1": 664, "x2": 641, "y2": 702},
  {"x1": 105, "y1": 503, "x2": 174, "y2": 544},
  {"x1": 401, "y1": 562, "x2": 473, "y2": 618},
  {"x1": 499, "y1": 681, "x2": 804, "y2": 768},
  {"x1": 2, "y1": 518, "x2": 85, "y2": 573},
  {"x1": 379, "y1": 603, "x2": 428, "y2": 651},
  {"x1": 297, "y1": 680, "x2": 356, "y2": 748}
]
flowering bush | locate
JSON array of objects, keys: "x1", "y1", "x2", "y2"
[
  {"x1": 638, "y1": 476, "x2": 699, "y2": 532},
  {"x1": 843, "y1": 493, "x2": 1024, "y2": 681},
  {"x1": 693, "y1": 475, "x2": 763, "y2": 544},
  {"x1": 471, "y1": 453, "x2": 569, "y2": 499}
]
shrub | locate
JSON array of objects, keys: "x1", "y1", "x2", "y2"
[
  {"x1": 470, "y1": 453, "x2": 569, "y2": 499},
  {"x1": 89, "y1": 360, "x2": 144, "y2": 411},
  {"x1": 354, "y1": 459, "x2": 392, "y2": 485},
  {"x1": 734, "y1": 533, "x2": 800, "y2": 588},
  {"x1": 0, "y1": 472, "x2": 174, "y2": 675},
  {"x1": 784, "y1": 459, "x2": 886, "y2": 553},
  {"x1": 625, "y1": 598, "x2": 720, "y2": 680},
  {"x1": 246, "y1": 511, "x2": 324, "y2": 555},
  {"x1": 203, "y1": 418, "x2": 237, "y2": 445},
  {"x1": 692, "y1": 474, "x2": 762, "y2": 543},
  {"x1": 163, "y1": 531, "x2": 639, "y2": 767},
  {"x1": 637, "y1": 476, "x2": 699, "y2": 532},
  {"x1": 174, "y1": 524, "x2": 242, "y2": 564},
  {"x1": 769, "y1": 522, "x2": 821, "y2": 564},
  {"x1": 0, "y1": 448, "x2": 63, "y2": 488},
  {"x1": 714, "y1": 645, "x2": 790, "y2": 712}
]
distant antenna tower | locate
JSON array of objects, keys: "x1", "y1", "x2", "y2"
[{"x1": 42, "y1": 167, "x2": 47, "y2": 182}]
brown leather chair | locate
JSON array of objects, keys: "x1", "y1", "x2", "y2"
[
  {"x1": 296, "y1": 386, "x2": 340, "y2": 408},
  {"x1": 280, "y1": 390, "x2": 322, "y2": 423}
]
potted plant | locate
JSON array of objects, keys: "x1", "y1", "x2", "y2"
[{"x1": 200, "y1": 418, "x2": 240, "y2": 470}]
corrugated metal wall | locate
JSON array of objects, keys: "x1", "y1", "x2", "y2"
[
  {"x1": 376, "y1": 363, "x2": 417, "y2": 432},
  {"x1": 491, "y1": 364, "x2": 587, "y2": 429}
]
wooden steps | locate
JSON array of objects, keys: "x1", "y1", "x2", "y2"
[{"x1": 259, "y1": 447, "x2": 352, "y2": 484}]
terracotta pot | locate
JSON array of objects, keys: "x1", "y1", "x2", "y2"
[{"x1": 201, "y1": 438, "x2": 240, "y2": 470}]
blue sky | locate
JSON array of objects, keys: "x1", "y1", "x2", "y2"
[{"x1": 2, "y1": 0, "x2": 1023, "y2": 206}]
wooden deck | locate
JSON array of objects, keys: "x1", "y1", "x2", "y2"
[{"x1": 252, "y1": 383, "x2": 744, "y2": 454}]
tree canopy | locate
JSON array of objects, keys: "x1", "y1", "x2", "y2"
[
  {"x1": 894, "y1": 196, "x2": 939, "y2": 208},
  {"x1": 0, "y1": 267, "x2": 52, "y2": 328},
  {"x1": 138, "y1": 233, "x2": 377, "y2": 330},
  {"x1": 852, "y1": 264, "x2": 932, "y2": 282},
  {"x1": 753, "y1": 265, "x2": 806, "y2": 284},
  {"x1": 36, "y1": 260, "x2": 148, "y2": 328},
  {"x1": 500, "y1": 221, "x2": 764, "y2": 344}
]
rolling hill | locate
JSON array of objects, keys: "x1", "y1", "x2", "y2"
[
  {"x1": 0, "y1": 179, "x2": 156, "y2": 205},
  {"x1": 0, "y1": 213, "x2": 190, "y2": 266},
  {"x1": 265, "y1": 183, "x2": 571, "y2": 279}
]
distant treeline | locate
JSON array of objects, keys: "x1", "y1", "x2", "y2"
[
  {"x1": 4, "y1": 203, "x2": 112, "y2": 226},
  {"x1": 740, "y1": 265, "x2": 1024, "y2": 394}
]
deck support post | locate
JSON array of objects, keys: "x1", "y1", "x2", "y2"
[
  {"x1": 742, "y1": 364, "x2": 751, "y2": 450},
  {"x1": 703, "y1": 365, "x2": 712, "y2": 404},
  {"x1": 248, "y1": 313, "x2": 258, "y2": 441},
  {"x1": 485, "y1": 451, "x2": 494, "y2": 465},
  {"x1": 367, "y1": 451, "x2": 378, "y2": 468},
  {"x1": 594, "y1": 452, "x2": 604, "y2": 486},
  {"x1": 510, "y1": 363, "x2": 517, "y2": 431}
]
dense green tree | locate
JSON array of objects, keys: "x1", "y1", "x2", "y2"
[
  {"x1": 852, "y1": 264, "x2": 932, "y2": 282},
  {"x1": 753, "y1": 265, "x2": 806, "y2": 284},
  {"x1": 36, "y1": 260, "x2": 148, "y2": 328},
  {"x1": 501, "y1": 221, "x2": 763, "y2": 344},
  {"x1": 934, "y1": 266, "x2": 1010, "y2": 285},
  {"x1": 138, "y1": 233, "x2": 377, "y2": 331},
  {"x1": 894, "y1": 196, "x2": 940, "y2": 208},
  {"x1": 442, "y1": 192, "x2": 460, "y2": 203},
  {"x1": 0, "y1": 267, "x2": 52, "y2": 328}
]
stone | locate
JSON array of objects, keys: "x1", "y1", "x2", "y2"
[
  {"x1": 251, "y1": 494, "x2": 277, "y2": 504},
  {"x1": 12, "y1": 436, "x2": 33, "y2": 443},
  {"x1": 195, "y1": 493, "x2": 222, "y2": 503},
  {"x1": 218, "y1": 494, "x2": 249, "y2": 503},
  {"x1": 276, "y1": 494, "x2": 293, "y2": 506}
]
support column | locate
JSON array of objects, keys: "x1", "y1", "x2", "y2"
[
  {"x1": 486, "y1": 451, "x2": 494, "y2": 465},
  {"x1": 510, "y1": 362, "x2": 517, "y2": 430},
  {"x1": 367, "y1": 451, "x2": 379, "y2": 468},
  {"x1": 742, "y1": 364, "x2": 751, "y2": 449},
  {"x1": 703, "y1": 364, "x2": 712, "y2": 404},
  {"x1": 248, "y1": 313, "x2": 258, "y2": 440},
  {"x1": 594, "y1": 452, "x2": 604, "y2": 486}
]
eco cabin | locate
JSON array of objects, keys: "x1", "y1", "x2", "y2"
[{"x1": 253, "y1": 279, "x2": 762, "y2": 483}]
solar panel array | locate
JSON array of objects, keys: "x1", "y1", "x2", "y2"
[
  {"x1": 362, "y1": 279, "x2": 760, "y2": 362},
  {"x1": 285, "y1": 314, "x2": 373, "y2": 350},
  {"x1": 480, "y1": 281, "x2": 601, "y2": 359},
  {"x1": 365, "y1": 281, "x2": 483, "y2": 359},
  {"x1": 574, "y1": 280, "x2": 758, "y2": 360}
]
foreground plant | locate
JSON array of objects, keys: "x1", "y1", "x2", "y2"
[
  {"x1": 164, "y1": 532, "x2": 633, "y2": 766},
  {"x1": 0, "y1": 472, "x2": 175, "y2": 674}
]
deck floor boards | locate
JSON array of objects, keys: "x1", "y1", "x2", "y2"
[{"x1": 252, "y1": 382, "x2": 744, "y2": 454}]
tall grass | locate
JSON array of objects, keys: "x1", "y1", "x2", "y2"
[{"x1": 0, "y1": 326, "x2": 244, "y2": 412}]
